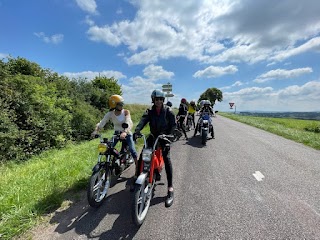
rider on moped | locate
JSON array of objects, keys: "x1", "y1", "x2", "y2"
[
  {"x1": 194, "y1": 100, "x2": 214, "y2": 136},
  {"x1": 92, "y1": 94, "x2": 138, "y2": 169},
  {"x1": 133, "y1": 89, "x2": 176, "y2": 207}
]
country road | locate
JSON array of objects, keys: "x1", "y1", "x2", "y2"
[{"x1": 28, "y1": 115, "x2": 320, "y2": 240}]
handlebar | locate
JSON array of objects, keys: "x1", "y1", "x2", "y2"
[{"x1": 134, "y1": 133, "x2": 173, "y2": 151}]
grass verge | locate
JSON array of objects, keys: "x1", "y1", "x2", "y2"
[{"x1": 219, "y1": 112, "x2": 320, "y2": 150}]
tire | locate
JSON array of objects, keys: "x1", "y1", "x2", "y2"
[
  {"x1": 87, "y1": 167, "x2": 111, "y2": 208},
  {"x1": 201, "y1": 129, "x2": 208, "y2": 145},
  {"x1": 132, "y1": 179, "x2": 152, "y2": 226},
  {"x1": 211, "y1": 127, "x2": 214, "y2": 139}
]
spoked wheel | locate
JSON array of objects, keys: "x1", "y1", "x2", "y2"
[
  {"x1": 132, "y1": 179, "x2": 152, "y2": 226},
  {"x1": 87, "y1": 168, "x2": 111, "y2": 208}
]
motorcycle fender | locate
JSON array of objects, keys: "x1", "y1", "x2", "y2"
[
  {"x1": 135, "y1": 172, "x2": 148, "y2": 185},
  {"x1": 92, "y1": 163, "x2": 101, "y2": 173}
]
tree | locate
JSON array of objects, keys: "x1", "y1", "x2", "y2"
[
  {"x1": 91, "y1": 76, "x2": 122, "y2": 110},
  {"x1": 198, "y1": 87, "x2": 223, "y2": 106}
]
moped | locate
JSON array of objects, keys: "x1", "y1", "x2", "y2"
[
  {"x1": 131, "y1": 133, "x2": 172, "y2": 226},
  {"x1": 87, "y1": 123, "x2": 133, "y2": 208}
]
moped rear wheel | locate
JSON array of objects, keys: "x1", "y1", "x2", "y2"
[
  {"x1": 87, "y1": 167, "x2": 111, "y2": 208},
  {"x1": 132, "y1": 179, "x2": 152, "y2": 226}
]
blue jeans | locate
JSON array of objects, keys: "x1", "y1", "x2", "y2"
[{"x1": 112, "y1": 134, "x2": 138, "y2": 159}]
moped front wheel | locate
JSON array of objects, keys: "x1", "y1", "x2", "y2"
[
  {"x1": 132, "y1": 179, "x2": 152, "y2": 226},
  {"x1": 87, "y1": 167, "x2": 111, "y2": 208},
  {"x1": 201, "y1": 129, "x2": 208, "y2": 145}
]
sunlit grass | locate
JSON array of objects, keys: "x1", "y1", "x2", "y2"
[{"x1": 219, "y1": 112, "x2": 320, "y2": 150}]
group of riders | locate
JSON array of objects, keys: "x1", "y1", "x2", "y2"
[{"x1": 91, "y1": 89, "x2": 216, "y2": 208}]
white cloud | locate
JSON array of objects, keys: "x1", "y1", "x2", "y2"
[
  {"x1": 0, "y1": 53, "x2": 9, "y2": 59},
  {"x1": 193, "y1": 65, "x2": 238, "y2": 78},
  {"x1": 219, "y1": 81, "x2": 320, "y2": 111},
  {"x1": 143, "y1": 64, "x2": 174, "y2": 80},
  {"x1": 62, "y1": 70, "x2": 126, "y2": 81},
  {"x1": 271, "y1": 37, "x2": 320, "y2": 62},
  {"x1": 220, "y1": 80, "x2": 244, "y2": 90},
  {"x1": 254, "y1": 67, "x2": 313, "y2": 83},
  {"x1": 85, "y1": 0, "x2": 320, "y2": 65},
  {"x1": 34, "y1": 32, "x2": 64, "y2": 44},
  {"x1": 75, "y1": 0, "x2": 97, "y2": 14}
]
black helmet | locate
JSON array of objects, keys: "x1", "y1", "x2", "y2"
[{"x1": 166, "y1": 101, "x2": 172, "y2": 107}]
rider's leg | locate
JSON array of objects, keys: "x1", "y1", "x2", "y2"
[
  {"x1": 162, "y1": 143, "x2": 174, "y2": 207},
  {"x1": 179, "y1": 117, "x2": 188, "y2": 139}
]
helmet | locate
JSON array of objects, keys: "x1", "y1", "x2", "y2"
[
  {"x1": 109, "y1": 94, "x2": 124, "y2": 109},
  {"x1": 190, "y1": 100, "x2": 195, "y2": 105},
  {"x1": 181, "y1": 98, "x2": 187, "y2": 104},
  {"x1": 166, "y1": 101, "x2": 172, "y2": 107},
  {"x1": 151, "y1": 89, "x2": 165, "y2": 102},
  {"x1": 204, "y1": 100, "x2": 211, "y2": 106}
]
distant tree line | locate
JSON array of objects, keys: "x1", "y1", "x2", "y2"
[{"x1": 0, "y1": 57, "x2": 122, "y2": 162}]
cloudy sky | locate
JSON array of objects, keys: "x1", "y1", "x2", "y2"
[{"x1": 1, "y1": 0, "x2": 320, "y2": 112}]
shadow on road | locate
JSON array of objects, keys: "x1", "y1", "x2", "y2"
[
  {"x1": 49, "y1": 177, "x2": 168, "y2": 239},
  {"x1": 184, "y1": 134, "x2": 214, "y2": 148}
]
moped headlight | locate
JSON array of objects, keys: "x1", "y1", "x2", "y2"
[
  {"x1": 98, "y1": 143, "x2": 108, "y2": 153},
  {"x1": 142, "y1": 148, "x2": 152, "y2": 162}
]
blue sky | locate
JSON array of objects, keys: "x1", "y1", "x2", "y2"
[{"x1": 1, "y1": 0, "x2": 320, "y2": 112}]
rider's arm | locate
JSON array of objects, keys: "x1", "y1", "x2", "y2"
[
  {"x1": 134, "y1": 109, "x2": 150, "y2": 133},
  {"x1": 124, "y1": 109, "x2": 133, "y2": 134},
  {"x1": 93, "y1": 111, "x2": 112, "y2": 134}
]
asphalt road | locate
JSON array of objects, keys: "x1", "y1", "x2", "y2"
[{"x1": 31, "y1": 115, "x2": 320, "y2": 240}]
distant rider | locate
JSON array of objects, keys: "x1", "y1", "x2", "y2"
[
  {"x1": 194, "y1": 100, "x2": 214, "y2": 137},
  {"x1": 177, "y1": 98, "x2": 189, "y2": 140},
  {"x1": 188, "y1": 100, "x2": 197, "y2": 129}
]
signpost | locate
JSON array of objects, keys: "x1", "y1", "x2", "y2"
[
  {"x1": 162, "y1": 82, "x2": 173, "y2": 102},
  {"x1": 229, "y1": 102, "x2": 236, "y2": 113}
]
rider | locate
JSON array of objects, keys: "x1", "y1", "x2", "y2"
[
  {"x1": 177, "y1": 98, "x2": 188, "y2": 140},
  {"x1": 194, "y1": 100, "x2": 214, "y2": 136},
  {"x1": 92, "y1": 94, "x2": 138, "y2": 168},
  {"x1": 133, "y1": 89, "x2": 176, "y2": 207},
  {"x1": 187, "y1": 100, "x2": 197, "y2": 129}
]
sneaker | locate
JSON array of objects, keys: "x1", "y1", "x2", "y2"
[
  {"x1": 165, "y1": 191, "x2": 174, "y2": 207},
  {"x1": 128, "y1": 157, "x2": 134, "y2": 164}
]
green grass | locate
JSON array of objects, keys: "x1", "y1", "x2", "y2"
[
  {"x1": 0, "y1": 104, "x2": 149, "y2": 240},
  {"x1": 219, "y1": 112, "x2": 320, "y2": 150}
]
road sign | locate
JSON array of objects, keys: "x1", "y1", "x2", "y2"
[
  {"x1": 165, "y1": 93, "x2": 174, "y2": 97},
  {"x1": 162, "y1": 88, "x2": 172, "y2": 92},
  {"x1": 229, "y1": 102, "x2": 234, "y2": 109},
  {"x1": 162, "y1": 83, "x2": 172, "y2": 92}
]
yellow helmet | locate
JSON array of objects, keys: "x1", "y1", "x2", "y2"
[{"x1": 109, "y1": 95, "x2": 124, "y2": 109}]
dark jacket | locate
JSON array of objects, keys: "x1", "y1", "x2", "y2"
[
  {"x1": 200, "y1": 106, "x2": 214, "y2": 115},
  {"x1": 135, "y1": 105, "x2": 176, "y2": 137},
  {"x1": 177, "y1": 103, "x2": 188, "y2": 116}
]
